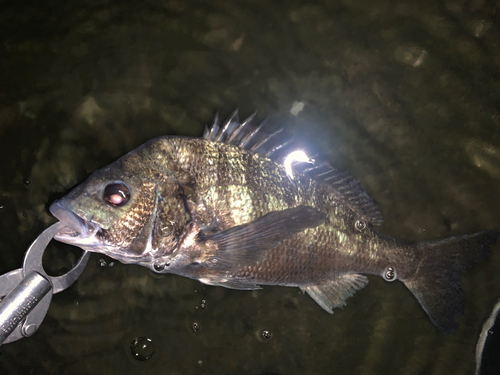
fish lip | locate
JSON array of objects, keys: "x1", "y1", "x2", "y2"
[{"x1": 49, "y1": 201, "x2": 101, "y2": 241}]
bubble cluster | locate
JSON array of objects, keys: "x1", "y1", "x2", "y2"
[{"x1": 98, "y1": 258, "x2": 115, "y2": 268}]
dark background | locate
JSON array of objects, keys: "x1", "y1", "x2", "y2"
[{"x1": 1, "y1": 0, "x2": 500, "y2": 374}]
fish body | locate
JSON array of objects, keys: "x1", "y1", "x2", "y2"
[{"x1": 50, "y1": 112, "x2": 499, "y2": 332}]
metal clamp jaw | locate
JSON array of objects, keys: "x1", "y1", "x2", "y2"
[{"x1": 0, "y1": 222, "x2": 90, "y2": 345}]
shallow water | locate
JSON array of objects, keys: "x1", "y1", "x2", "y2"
[{"x1": 1, "y1": 1, "x2": 500, "y2": 374}]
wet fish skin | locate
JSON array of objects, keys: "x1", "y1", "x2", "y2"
[{"x1": 49, "y1": 113, "x2": 499, "y2": 333}]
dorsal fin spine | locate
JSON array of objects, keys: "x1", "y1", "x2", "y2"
[
  {"x1": 239, "y1": 119, "x2": 267, "y2": 148},
  {"x1": 227, "y1": 111, "x2": 257, "y2": 144},
  {"x1": 215, "y1": 109, "x2": 239, "y2": 142},
  {"x1": 208, "y1": 112, "x2": 220, "y2": 140},
  {"x1": 250, "y1": 127, "x2": 284, "y2": 152}
]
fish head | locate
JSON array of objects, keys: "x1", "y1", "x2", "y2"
[{"x1": 50, "y1": 146, "x2": 190, "y2": 266}]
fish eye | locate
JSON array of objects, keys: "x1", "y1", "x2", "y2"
[{"x1": 103, "y1": 182, "x2": 131, "y2": 207}]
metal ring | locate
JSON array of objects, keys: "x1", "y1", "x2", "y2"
[{"x1": 22, "y1": 222, "x2": 91, "y2": 294}]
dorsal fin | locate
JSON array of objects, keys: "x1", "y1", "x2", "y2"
[
  {"x1": 203, "y1": 110, "x2": 301, "y2": 162},
  {"x1": 300, "y1": 162, "x2": 383, "y2": 226},
  {"x1": 203, "y1": 110, "x2": 383, "y2": 226}
]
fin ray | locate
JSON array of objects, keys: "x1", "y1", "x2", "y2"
[
  {"x1": 227, "y1": 111, "x2": 257, "y2": 145},
  {"x1": 215, "y1": 109, "x2": 239, "y2": 142},
  {"x1": 208, "y1": 112, "x2": 220, "y2": 140},
  {"x1": 301, "y1": 274, "x2": 369, "y2": 313},
  {"x1": 201, "y1": 278, "x2": 261, "y2": 290},
  {"x1": 402, "y1": 230, "x2": 499, "y2": 333}
]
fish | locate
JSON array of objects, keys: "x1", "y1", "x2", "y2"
[{"x1": 49, "y1": 110, "x2": 499, "y2": 333}]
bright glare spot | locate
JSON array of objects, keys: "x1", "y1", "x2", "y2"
[
  {"x1": 290, "y1": 101, "x2": 305, "y2": 116},
  {"x1": 412, "y1": 49, "x2": 427, "y2": 67},
  {"x1": 284, "y1": 150, "x2": 310, "y2": 179},
  {"x1": 230, "y1": 34, "x2": 245, "y2": 51}
]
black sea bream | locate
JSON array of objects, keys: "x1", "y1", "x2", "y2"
[{"x1": 49, "y1": 111, "x2": 499, "y2": 333}]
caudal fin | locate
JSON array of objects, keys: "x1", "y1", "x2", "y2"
[{"x1": 402, "y1": 230, "x2": 499, "y2": 333}]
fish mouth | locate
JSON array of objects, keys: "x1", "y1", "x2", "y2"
[{"x1": 49, "y1": 201, "x2": 101, "y2": 245}]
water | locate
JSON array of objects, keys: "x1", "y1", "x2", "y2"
[{"x1": 0, "y1": 1, "x2": 500, "y2": 374}]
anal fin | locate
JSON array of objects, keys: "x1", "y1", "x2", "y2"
[{"x1": 301, "y1": 274, "x2": 369, "y2": 313}]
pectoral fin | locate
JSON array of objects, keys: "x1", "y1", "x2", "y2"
[
  {"x1": 301, "y1": 274, "x2": 369, "y2": 313},
  {"x1": 199, "y1": 206, "x2": 326, "y2": 271}
]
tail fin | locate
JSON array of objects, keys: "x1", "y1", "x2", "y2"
[{"x1": 402, "y1": 231, "x2": 499, "y2": 333}]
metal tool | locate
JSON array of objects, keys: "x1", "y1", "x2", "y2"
[{"x1": 0, "y1": 222, "x2": 90, "y2": 345}]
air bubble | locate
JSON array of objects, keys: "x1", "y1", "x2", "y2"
[
  {"x1": 355, "y1": 220, "x2": 366, "y2": 231},
  {"x1": 153, "y1": 261, "x2": 165, "y2": 272},
  {"x1": 255, "y1": 327, "x2": 273, "y2": 342},
  {"x1": 192, "y1": 322, "x2": 200, "y2": 332},
  {"x1": 201, "y1": 300, "x2": 206, "y2": 309},
  {"x1": 98, "y1": 258, "x2": 107, "y2": 267},
  {"x1": 108, "y1": 261, "x2": 114, "y2": 268},
  {"x1": 384, "y1": 266, "x2": 396, "y2": 282},
  {"x1": 24, "y1": 180, "x2": 31, "y2": 187},
  {"x1": 130, "y1": 337, "x2": 155, "y2": 361}
]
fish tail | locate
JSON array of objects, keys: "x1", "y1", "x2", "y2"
[{"x1": 401, "y1": 230, "x2": 499, "y2": 333}]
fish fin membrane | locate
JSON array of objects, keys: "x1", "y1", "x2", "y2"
[
  {"x1": 402, "y1": 230, "x2": 499, "y2": 333},
  {"x1": 199, "y1": 206, "x2": 326, "y2": 271},
  {"x1": 301, "y1": 274, "x2": 369, "y2": 313},
  {"x1": 303, "y1": 164, "x2": 383, "y2": 226},
  {"x1": 204, "y1": 111, "x2": 383, "y2": 226}
]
